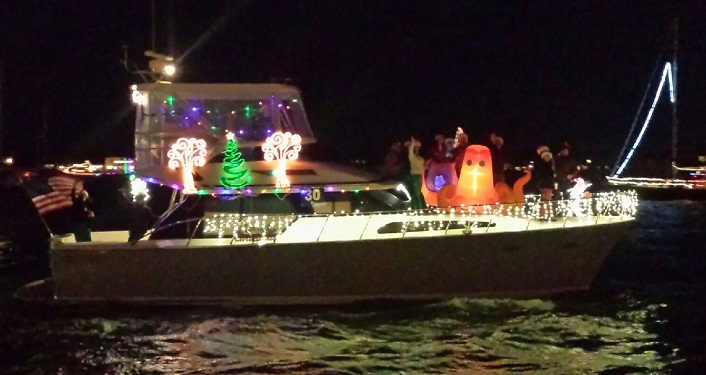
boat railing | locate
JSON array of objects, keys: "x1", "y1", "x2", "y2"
[
  {"x1": 180, "y1": 190, "x2": 639, "y2": 245},
  {"x1": 608, "y1": 176, "x2": 706, "y2": 189}
]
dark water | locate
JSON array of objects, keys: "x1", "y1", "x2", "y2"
[{"x1": 1, "y1": 201, "x2": 705, "y2": 374}]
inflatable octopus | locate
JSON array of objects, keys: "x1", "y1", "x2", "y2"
[{"x1": 421, "y1": 145, "x2": 531, "y2": 208}]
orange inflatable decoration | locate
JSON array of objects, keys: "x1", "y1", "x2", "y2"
[
  {"x1": 495, "y1": 170, "x2": 531, "y2": 204},
  {"x1": 438, "y1": 145, "x2": 496, "y2": 206},
  {"x1": 420, "y1": 144, "x2": 531, "y2": 208}
]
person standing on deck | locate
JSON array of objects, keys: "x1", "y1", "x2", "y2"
[
  {"x1": 452, "y1": 132, "x2": 469, "y2": 177},
  {"x1": 430, "y1": 134, "x2": 447, "y2": 163},
  {"x1": 70, "y1": 186, "x2": 94, "y2": 242},
  {"x1": 534, "y1": 146, "x2": 556, "y2": 219},
  {"x1": 488, "y1": 133, "x2": 511, "y2": 185},
  {"x1": 128, "y1": 193, "x2": 158, "y2": 242},
  {"x1": 554, "y1": 142, "x2": 579, "y2": 199},
  {"x1": 405, "y1": 137, "x2": 426, "y2": 209},
  {"x1": 383, "y1": 141, "x2": 405, "y2": 180}
]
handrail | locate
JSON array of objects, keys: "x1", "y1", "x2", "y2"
[
  {"x1": 129, "y1": 217, "x2": 204, "y2": 244},
  {"x1": 116, "y1": 191, "x2": 638, "y2": 245},
  {"x1": 200, "y1": 191, "x2": 636, "y2": 220}
]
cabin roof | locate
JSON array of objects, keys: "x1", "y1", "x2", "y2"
[{"x1": 134, "y1": 83, "x2": 302, "y2": 100}]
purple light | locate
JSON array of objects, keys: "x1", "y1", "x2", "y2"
[
  {"x1": 238, "y1": 129, "x2": 244, "y2": 135},
  {"x1": 434, "y1": 175, "x2": 447, "y2": 191},
  {"x1": 170, "y1": 184, "x2": 180, "y2": 190},
  {"x1": 278, "y1": 104, "x2": 284, "y2": 108},
  {"x1": 326, "y1": 186, "x2": 334, "y2": 192},
  {"x1": 266, "y1": 129, "x2": 272, "y2": 133},
  {"x1": 192, "y1": 107, "x2": 198, "y2": 112},
  {"x1": 245, "y1": 188, "x2": 252, "y2": 194}
]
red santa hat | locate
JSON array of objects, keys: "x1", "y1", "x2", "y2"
[{"x1": 536, "y1": 145, "x2": 552, "y2": 161}]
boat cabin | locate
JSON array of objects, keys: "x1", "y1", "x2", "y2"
[{"x1": 130, "y1": 83, "x2": 407, "y2": 216}]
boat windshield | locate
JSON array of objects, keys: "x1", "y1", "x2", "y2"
[{"x1": 133, "y1": 83, "x2": 315, "y2": 173}]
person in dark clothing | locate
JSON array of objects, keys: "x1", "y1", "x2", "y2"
[
  {"x1": 534, "y1": 145, "x2": 556, "y2": 220},
  {"x1": 128, "y1": 193, "x2": 158, "y2": 242},
  {"x1": 554, "y1": 143, "x2": 579, "y2": 199},
  {"x1": 534, "y1": 146, "x2": 555, "y2": 201},
  {"x1": 488, "y1": 133, "x2": 511, "y2": 185},
  {"x1": 383, "y1": 142, "x2": 405, "y2": 180},
  {"x1": 452, "y1": 133, "x2": 469, "y2": 177},
  {"x1": 430, "y1": 134, "x2": 448, "y2": 163},
  {"x1": 70, "y1": 187, "x2": 94, "y2": 242}
]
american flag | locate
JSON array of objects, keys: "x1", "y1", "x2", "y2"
[{"x1": 30, "y1": 176, "x2": 81, "y2": 216}]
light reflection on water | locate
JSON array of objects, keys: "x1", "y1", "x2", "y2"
[
  {"x1": 0, "y1": 298, "x2": 672, "y2": 374},
  {"x1": 2, "y1": 201, "x2": 705, "y2": 374}
]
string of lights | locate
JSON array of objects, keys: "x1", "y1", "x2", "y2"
[
  {"x1": 202, "y1": 191, "x2": 638, "y2": 241},
  {"x1": 608, "y1": 176, "x2": 706, "y2": 189}
]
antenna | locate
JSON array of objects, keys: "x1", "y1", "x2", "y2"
[
  {"x1": 0, "y1": 61, "x2": 4, "y2": 159},
  {"x1": 151, "y1": 0, "x2": 157, "y2": 52},
  {"x1": 120, "y1": 1, "x2": 177, "y2": 83},
  {"x1": 671, "y1": 16, "x2": 678, "y2": 178}
]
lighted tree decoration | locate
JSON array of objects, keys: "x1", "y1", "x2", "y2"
[
  {"x1": 220, "y1": 132, "x2": 251, "y2": 189},
  {"x1": 261, "y1": 131, "x2": 302, "y2": 188},
  {"x1": 167, "y1": 137, "x2": 207, "y2": 193}
]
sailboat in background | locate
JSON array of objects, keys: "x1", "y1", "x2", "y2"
[{"x1": 607, "y1": 17, "x2": 706, "y2": 200}]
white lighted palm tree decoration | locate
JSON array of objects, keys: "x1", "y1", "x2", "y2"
[
  {"x1": 168, "y1": 137, "x2": 207, "y2": 193},
  {"x1": 262, "y1": 131, "x2": 302, "y2": 188}
]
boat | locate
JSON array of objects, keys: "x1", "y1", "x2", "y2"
[
  {"x1": 608, "y1": 17, "x2": 706, "y2": 200},
  {"x1": 608, "y1": 175, "x2": 706, "y2": 201},
  {"x1": 14, "y1": 77, "x2": 638, "y2": 306}
]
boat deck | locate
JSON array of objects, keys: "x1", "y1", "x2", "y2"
[
  {"x1": 57, "y1": 191, "x2": 638, "y2": 248},
  {"x1": 41, "y1": 192, "x2": 638, "y2": 305},
  {"x1": 58, "y1": 214, "x2": 633, "y2": 248}
]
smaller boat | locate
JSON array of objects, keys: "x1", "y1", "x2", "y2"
[{"x1": 609, "y1": 19, "x2": 706, "y2": 200}]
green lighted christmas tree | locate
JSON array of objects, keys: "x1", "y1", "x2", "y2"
[{"x1": 220, "y1": 132, "x2": 251, "y2": 189}]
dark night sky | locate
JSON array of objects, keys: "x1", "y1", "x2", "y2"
[{"x1": 1, "y1": 0, "x2": 705, "y2": 169}]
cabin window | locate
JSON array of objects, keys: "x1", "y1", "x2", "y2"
[
  {"x1": 156, "y1": 98, "x2": 313, "y2": 145},
  {"x1": 134, "y1": 89, "x2": 316, "y2": 172},
  {"x1": 376, "y1": 220, "x2": 495, "y2": 234}
]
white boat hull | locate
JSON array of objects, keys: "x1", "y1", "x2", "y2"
[{"x1": 28, "y1": 217, "x2": 633, "y2": 306}]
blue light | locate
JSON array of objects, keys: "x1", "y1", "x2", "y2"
[{"x1": 434, "y1": 175, "x2": 446, "y2": 190}]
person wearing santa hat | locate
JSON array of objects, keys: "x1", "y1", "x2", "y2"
[{"x1": 535, "y1": 145, "x2": 556, "y2": 204}]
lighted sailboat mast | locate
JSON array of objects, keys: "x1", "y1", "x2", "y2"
[
  {"x1": 671, "y1": 16, "x2": 678, "y2": 179},
  {"x1": 611, "y1": 17, "x2": 678, "y2": 178}
]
